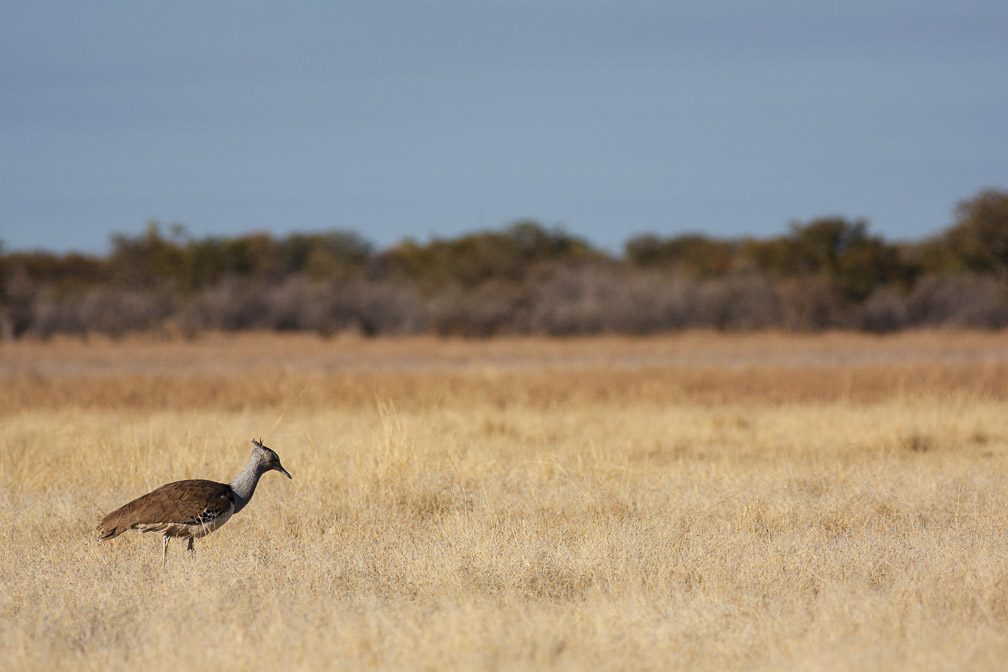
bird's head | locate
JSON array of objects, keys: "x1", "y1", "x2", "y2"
[{"x1": 251, "y1": 438, "x2": 292, "y2": 479}]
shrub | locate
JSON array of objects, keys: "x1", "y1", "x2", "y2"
[{"x1": 905, "y1": 275, "x2": 1008, "y2": 328}]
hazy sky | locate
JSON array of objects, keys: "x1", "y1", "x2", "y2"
[{"x1": 3, "y1": 1, "x2": 1006, "y2": 254}]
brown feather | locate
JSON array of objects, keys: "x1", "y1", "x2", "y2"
[{"x1": 97, "y1": 479, "x2": 233, "y2": 540}]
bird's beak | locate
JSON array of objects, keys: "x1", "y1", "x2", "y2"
[{"x1": 277, "y1": 465, "x2": 292, "y2": 479}]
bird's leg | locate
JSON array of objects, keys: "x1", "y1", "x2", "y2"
[
  {"x1": 186, "y1": 537, "x2": 194, "y2": 555},
  {"x1": 162, "y1": 535, "x2": 170, "y2": 567}
]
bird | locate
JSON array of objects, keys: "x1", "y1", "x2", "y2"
[{"x1": 96, "y1": 438, "x2": 292, "y2": 566}]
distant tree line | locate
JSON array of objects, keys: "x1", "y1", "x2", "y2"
[{"x1": 3, "y1": 188, "x2": 1008, "y2": 339}]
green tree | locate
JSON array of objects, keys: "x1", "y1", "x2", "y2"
[
  {"x1": 109, "y1": 220, "x2": 184, "y2": 288},
  {"x1": 943, "y1": 188, "x2": 1008, "y2": 275},
  {"x1": 624, "y1": 234, "x2": 737, "y2": 277},
  {"x1": 745, "y1": 218, "x2": 907, "y2": 302},
  {"x1": 383, "y1": 221, "x2": 598, "y2": 289}
]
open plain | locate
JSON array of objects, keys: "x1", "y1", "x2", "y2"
[{"x1": 3, "y1": 330, "x2": 1008, "y2": 670}]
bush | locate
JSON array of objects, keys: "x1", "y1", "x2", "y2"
[
  {"x1": 29, "y1": 287, "x2": 171, "y2": 338},
  {"x1": 856, "y1": 287, "x2": 910, "y2": 333},
  {"x1": 905, "y1": 275, "x2": 1008, "y2": 328},
  {"x1": 776, "y1": 277, "x2": 843, "y2": 331}
]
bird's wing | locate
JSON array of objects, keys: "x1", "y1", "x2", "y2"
[{"x1": 97, "y1": 479, "x2": 233, "y2": 539}]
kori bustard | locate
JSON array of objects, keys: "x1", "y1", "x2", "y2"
[{"x1": 97, "y1": 438, "x2": 292, "y2": 565}]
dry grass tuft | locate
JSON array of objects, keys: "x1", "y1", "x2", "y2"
[{"x1": 2, "y1": 331, "x2": 1008, "y2": 670}]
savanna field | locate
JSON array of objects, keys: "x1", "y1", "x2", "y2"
[{"x1": 3, "y1": 331, "x2": 1008, "y2": 671}]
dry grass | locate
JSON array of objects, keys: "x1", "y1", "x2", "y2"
[{"x1": 2, "y1": 331, "x2": 1008, "y2": 670}]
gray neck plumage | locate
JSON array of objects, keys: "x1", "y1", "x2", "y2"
[{"x1": 229, "y1": 457, "x2": 266, "y2": 515}]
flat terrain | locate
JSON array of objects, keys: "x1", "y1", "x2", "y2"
[{"x1": 3, "y1": 331, "x2": 1008, "y2": 670}]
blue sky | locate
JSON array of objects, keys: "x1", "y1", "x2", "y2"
[{"x1": 2, "y1": 1, "x2": 1006, "y2": 254}]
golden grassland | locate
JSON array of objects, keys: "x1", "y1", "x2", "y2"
[{"x1": 3, "y1": 331, "x2": 1008, "y2": 670}]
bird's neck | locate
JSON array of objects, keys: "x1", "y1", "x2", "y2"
[{"x1": 229, "y1": 458, "x2": 264, "y2": 515}]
